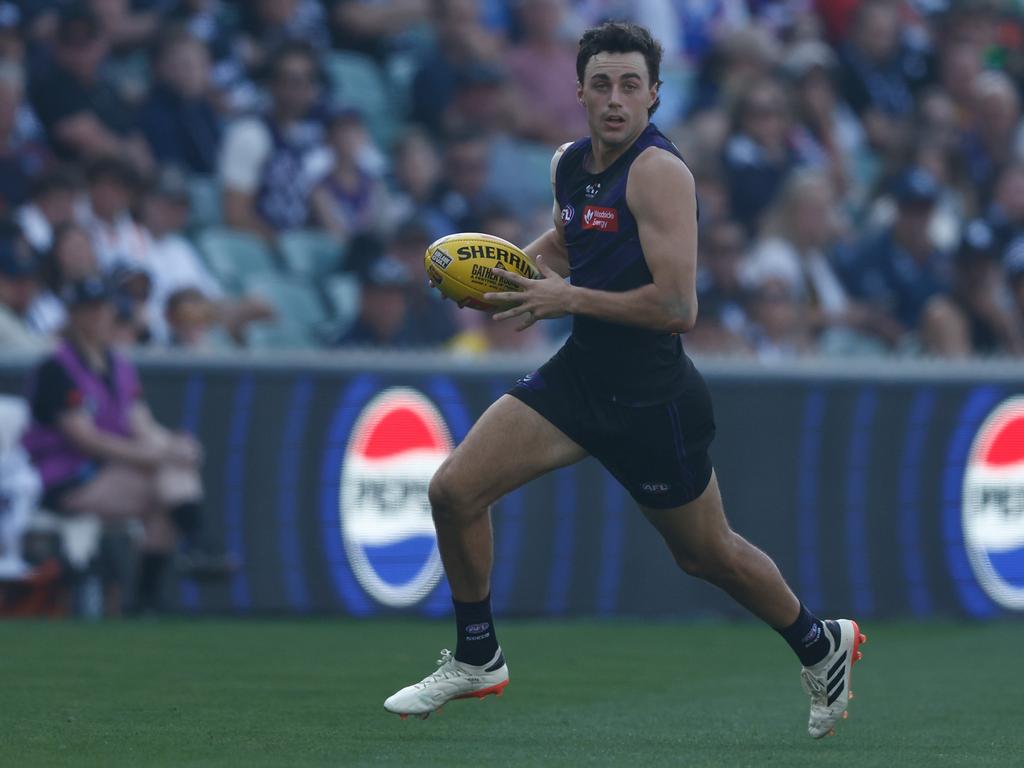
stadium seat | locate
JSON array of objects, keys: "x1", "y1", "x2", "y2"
[
  {"x1": 194, "y1": 227, "x2": 277, "y2": 293},
  {"x1": 277, "y1": 230, "x2": 345, "y2": 278},
  {"x1": 323, "y1": 273, "x2": 360, "y2": 323},
  {"x1": 187, "y1": 176, "x2": 223, "y2": 229},
  {"x1": 243, "y1": 273, "x2": 329, "y2": 348},
  {"x1": 323, "y1": 51, "x2": 396, "y2": 144},
  {"x1": 245, "y1": 321, "x2": 316, "y2": 349}
]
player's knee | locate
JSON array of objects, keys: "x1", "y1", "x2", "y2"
[
  {"x1": 672, "y1": 550, "x2": 707, "y2": 578},
  {"x1": 672, "y1": 536, "x2": 741, "y2": 581},
  {"x1": 428, "y1": 464, "x2": 475, "y2": 525}
]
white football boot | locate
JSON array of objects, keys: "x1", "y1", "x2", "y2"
[
  {"x1": 800, "y1": 619, "x2": 867, "y2": 738},
  {"x1": 384, "y1": 648, "x2": 509, "y2": 720}
]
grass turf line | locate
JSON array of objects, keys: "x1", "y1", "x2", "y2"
[{"x1": 0, "y1": 619, "x2": 1020, "y2": 767}]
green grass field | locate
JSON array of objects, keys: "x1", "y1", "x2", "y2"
[{"x1": 1, "y1": 619, "x2": 1020, "y2": 767}]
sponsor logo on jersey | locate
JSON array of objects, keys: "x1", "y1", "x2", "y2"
[
  {"x1": 340, "y1": 388, "x2": 452, "y2": 607},
  {"x1": 430, "y1": 249, "x2": 452, "y2": 269},
  {"x1": 582, "y1": 205, "x2": 618, "y2": 232},
  {"x1": 962, "y1": 396, "x2": 1024, "y2": 610},
  {"x1": 560, "y1": 204, "x2": 574, "y2": 225},
  {"x1": 585, "y1": 183, "x2": 601, "y2": 198}
]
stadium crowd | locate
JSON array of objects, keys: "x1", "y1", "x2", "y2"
[{"x1": 0, "y1": 0, "x2": 1022, "y2": 358}]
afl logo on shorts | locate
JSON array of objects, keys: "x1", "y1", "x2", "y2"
[
  {"x1": 340, "y1": 387, "x2": 452, "y2": 607},
  {"x1": 962, "y1": 396, "x2": 1024, "y2": 610},
  {"x1": 561, "y1": 204, "x2": 574, "y2": 225}
]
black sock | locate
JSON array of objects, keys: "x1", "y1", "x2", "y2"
[
  {"x1": 777, "y1": 603, "x2": 832, "y2": 666},
  {"x1": 170, "y1": 501, "x2": 204, "y2": 550},
  {"x1": 453, "y1": 594, "x2": 500, "y2": 666},
  {"x1": 136, "y1": 553, "x2": 168, "y2": 612}
]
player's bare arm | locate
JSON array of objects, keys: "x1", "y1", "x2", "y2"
[{"x1": 487, "y1": 147, "x2": 697, "y2": 333}]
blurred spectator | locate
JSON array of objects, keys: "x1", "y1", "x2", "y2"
[
  {"x1": 1004, "y1": 237, "x2": 1024, "y2": 328},
  {"x1": 689, "y1": 218, "x2": 752, "y2": 355},
  {"x1": 914, "y1": 89, "x2": 972, "y2": 218},
  {"x1": 238, "y1": 0, "x2": 329, "y2": 72},
  {"x1": 336, "y1": 244, "x2": 414, "y2": 347},
  {"x1": 987, "y1": 162, "x2": 1024, "y2": 245},
  {"x1": 0, "y1": 61, "x2": 49, "y2": 216},
  {"x1": 140, "y1": 167, "x2": 275, "y2": 345},
  {"x1": 76, "y1": 154, "x2": 151, "y2": 270},
  {"x1": 647, "y1": 0, "x2": 749, "y2": 63},
  {"x1": 745, "y1": 278, "x2": 813, "y2": 359},
  {"x1": 932, "y1": 219, "x2": 1024, "y2": 357},
  {"x1": 15, "y1": 165, "x2": 81, "y2": 253},
  {"x1": 722, "y1": 76, "x2": 800, "y2": 237},
  {"x1": 917, "y1": 88, "x2": 961, "y2": 156},
  {"x1": 410, "y1": 0, "x2": 504, "y2": 136},
  {"x1": 388, "y1": 127, "x2": 447, "y2": 232},
  {"x1": 0, "y1": 220, "x2": 47, "y2": 351},
  {"x1": 87, "y1": 0, "x2": 161, "y2": 51},
  {"x1": 164, "y1": 286, "x2": 218, "y2": 348},
  {"x1": 310, "y1": 109, "x2": 392, "y2": 239},
  {"x1": 28, "y1": 4, "x2": 152, "y2": 170},
  {"x1": 961, "y1": 71, "x2": 1023, "y2": 207},
  {"x1": 691, "y1": 158, "x2": 731, "y2": 227},
  {"x1": 903, "y1": 130, "x2": 969, "y2": 253},
  {"x1": 218, "y1": 40, "x2": 329, "y2": 240},
  {"x1": 440, "y1": 64, "x2": 551, "y2": 212},
  {"x1": 167, "y1": 0, "x2": 254, "y2": 115},
  {"x1": 20, "y1": 2, "x2": 61, "y2": 50},
  {"x1": 139, "y1": 28, "x2": 222, "y2": 175},
  {"x1": 937, "y1": 40, "x2": 982, "y2": 124},
  {"x1": 748, "y1": 170, "x2": 902, "y2": 353},
  {"x1": 784, "y1": 41, "x2": 867, "y2": 203},
  {"x1": 22, "y1": 275, "x2": 231, "y2": 613},
  {"x1": 505, "y1": 0, "x2": 588, "y2": 145},
  {"x1": 325, "y1": 0, "x2": 429, "y2": 61},
  {"x1": 27, "y1": 222, "x2": 101, "y2": 337},
  {"x1": 107, "y1": 260, "x2": 152, "y2": 346},
  {"x1": 337, "y1": 232, "x2": 455, "y2": 348},
  {"x1": 0, "y1": 2, "x2": 24, "y2": 63},
  {"x1": 688, "y1": 25, "x2": 782, "y2": 117},
  {"x1": 836, "y1": 0, "x2": 927, "y2": 157},
  {"x1": 838, "y1": 168, "x2": 955, "y2": 352},
  {"x1": 427, "y1": 131, "x2": 499, "y2": 233},
  {"x1": 390, "y1": 222, "x2": 459, "y2": 345}
]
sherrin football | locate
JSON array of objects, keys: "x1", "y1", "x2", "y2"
[{"x1": 424, "y1": 232, "x2": 538, "y2": 311}]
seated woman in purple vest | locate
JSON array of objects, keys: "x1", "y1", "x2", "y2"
[{"x1": 22, "y1": 276, "x2": 231, "y2": 612}]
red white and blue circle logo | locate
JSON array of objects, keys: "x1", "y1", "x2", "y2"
[
  {"x1": 340, "y1": 387, "x2": 451, "y2": 607},
  {"x1": 962, "y1": 396, "x2": 1024, "y2": 610}
]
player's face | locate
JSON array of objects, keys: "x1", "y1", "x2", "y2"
[{"x1": 578, "y1": 52, "x2": 657, "y2": 148}]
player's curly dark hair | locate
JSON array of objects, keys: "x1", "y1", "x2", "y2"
[{"x1": 576, "y1": 22, "x2": 663, "y2": 117}]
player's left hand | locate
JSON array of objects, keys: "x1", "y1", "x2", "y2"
[{"x1": 485, "y1": 255, "x2": 572, "y2": 331}]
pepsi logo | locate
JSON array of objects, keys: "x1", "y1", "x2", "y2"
[
  {"x1": 962, "y1": 396, "x2": 1024, "y2": 610},
  {"x1": 340, "y1": 388, "x2": 451, "y2": 607}
]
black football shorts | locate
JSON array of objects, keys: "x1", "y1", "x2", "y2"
[{"x1": 508, "y1": 345, "x2": 716, "y2": 509}]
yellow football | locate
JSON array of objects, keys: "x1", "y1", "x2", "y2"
[{"x1": 424, "y1": 232, "x2": 538, "y2": 311}]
